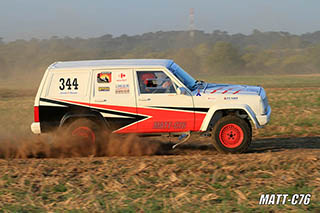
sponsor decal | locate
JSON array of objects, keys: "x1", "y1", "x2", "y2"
[
  {"x1": 259, "y1": 193, "x2": 311, "y2": 205},
  {"x1": 224, "y1": 97, "x2": 238, "y2": 100},
  {"x1": 207, "y1": 97, "x2": 216, "y2": 101},
  {"x1": 115, "y1": 84, "x2": 130, "y2": 94},
  {"x1": 153, "y1": 121, "x2": 186, "y2": 129},
  {"x1": 98, "y1": 86, "x2": 110, "y2": 92},
  {"x1": 116, "y1": 73, "x2": 127, "y2": 82},
  {"x1": 97, "y1": 72, "x2": 112, "y2": 83},
  {"x1": 196, "y1": 89, "x2": 201, "y2": 96}
]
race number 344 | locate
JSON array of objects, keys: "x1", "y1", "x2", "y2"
[{"x1": 59, "y1": 78, "x2": 79, "y2": 90}]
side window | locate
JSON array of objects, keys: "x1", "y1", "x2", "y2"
[{"x1": 137, "y1": 71, "x2": 176, "y2": 94}]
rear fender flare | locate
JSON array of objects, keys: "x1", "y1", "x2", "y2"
[{"x1": 59, "y1": 111, "x2": 108, "y2": 128}]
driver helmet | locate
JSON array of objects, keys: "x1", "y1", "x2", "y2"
[{"x1": 141, "y1": 73, "x2": 155, "y2": 87}]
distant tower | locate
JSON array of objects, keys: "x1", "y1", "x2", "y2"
[{"x1": 189, "y1": 8, "x2": 195, "y2": 38}]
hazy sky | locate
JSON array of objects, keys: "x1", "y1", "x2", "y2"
[{"x1": 1, "y1": 0, "x2": 320, "y2": 41}]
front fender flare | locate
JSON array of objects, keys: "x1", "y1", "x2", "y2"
[{"x1": 200, "y1": 104, "x2": 261, "y2": 131}]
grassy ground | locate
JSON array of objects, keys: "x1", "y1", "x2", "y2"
[
  {"x1": 0, "y1": 74, "x2": 319, "y2": 212},
  {"x1": 257, "y1": 87, "x2": 320, "y2": 137},
  {"x1": 0, "y1": 149, "x2": 319, "y2": 212},
  {"x1": 0, "y1": 89, "x2": 36, "y2": 137}
]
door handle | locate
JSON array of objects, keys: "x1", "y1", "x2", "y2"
[
  {"x1": 138, "y1": 98, "x2": 151, "y2": 101},
  {"x1": 95, "y1": 98, "x2": 107, "y2": 102}
]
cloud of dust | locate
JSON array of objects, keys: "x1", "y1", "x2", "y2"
[{"x1": 0, "y1": 129, "x2": 165, "y2": 159}]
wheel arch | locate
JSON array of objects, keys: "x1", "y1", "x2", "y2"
[
  {"x1": 59, "y1": 110, "x2": 108, "y2": 128},
  {"x1": 200, "y1": 104, "x2": 260, "y2": 131}
]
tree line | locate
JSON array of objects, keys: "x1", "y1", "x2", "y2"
[{"x1": 1, "y1": 30, "x2": 320, "y2": 81}]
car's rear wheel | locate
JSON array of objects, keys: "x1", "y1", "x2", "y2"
[
  {"x1": 65, "y1": 118, "x2": 101, "y2": 156},
  {"x1": 211, "y1": 115, "x2": 251, "y2": 154}
]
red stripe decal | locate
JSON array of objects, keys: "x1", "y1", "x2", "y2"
[
  {"x1": 55, "y1": 98, "x2": 207, "y2": 133},
  {"x1": 57, "y1": 98, "x2": 137, "y2": 114},
  {"x1": 222, "y1": 88, "x2": 234, "y2": 94},
  {"x1": 195, "y1": 113, "x2": 206, "y2": 131},
  {"x1": 210, "y1": 87, "x2": 224, "y2": 94},
  {"x1": 233, "y1": 90, "x2": 240, "y2": 94},
  {"x1": 222, "y1": 89, "x2": 229, "y2": 94},
  {"x1": 134, "y1": 107, "x2": 198, "y2": 134}
]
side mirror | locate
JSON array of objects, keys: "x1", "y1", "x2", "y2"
[{"x1": 177, "y1": 87, "x2": 187, "y2": 95}]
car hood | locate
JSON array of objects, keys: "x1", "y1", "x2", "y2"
[{"x1": 199, "y1": 83, "x2": 261, "y2": 96}]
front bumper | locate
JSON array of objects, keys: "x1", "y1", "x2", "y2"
[
  {"x1": 31, "y1": 122, "x2": 41, "y2": 134},
  {"x1": 256, "y1": 105, "x2": 271, "y2": 127}
]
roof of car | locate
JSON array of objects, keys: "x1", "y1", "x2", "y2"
[{"x1": 51, "y1": 59, "x2": 174, "y2": 69}]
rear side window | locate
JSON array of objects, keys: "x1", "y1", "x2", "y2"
[{"x1": 46, "y1": 71, "x2": 90, "y2": 98}]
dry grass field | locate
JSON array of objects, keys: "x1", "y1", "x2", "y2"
[
  {"x1": 0, "y1": 75, "x2": 319, "y2": 212},
  {"x1": 0, "y1": 148, "x2": 319, "y2": 212}
]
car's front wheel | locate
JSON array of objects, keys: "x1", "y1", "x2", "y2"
[{"x1": 211, "y1": 115, "x2": 251, "y2": 154}]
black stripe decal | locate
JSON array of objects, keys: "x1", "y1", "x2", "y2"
[
  {"x1": 40, "y1": 98, "x2": 147, "y2": 120},
  {"x1": 151, "y1": 106, "x2": 209, "y2": 112}
]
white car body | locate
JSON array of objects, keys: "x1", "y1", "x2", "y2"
[{"x1": 31, "y1": 59, "x2": 271, "y2": 138}]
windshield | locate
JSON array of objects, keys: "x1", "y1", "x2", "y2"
[{"x1": 168, "y1": 63, "x2": 196, "y2": 91}]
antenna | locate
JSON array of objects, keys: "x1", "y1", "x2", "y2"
[{"x1": 189, "y1": 8, "x2": 195, "y2": 38}]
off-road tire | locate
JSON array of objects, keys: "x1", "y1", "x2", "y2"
[
  {"x1": 211, "y1": 115, "x2": 251, "y2": 154},
  {"x1": 65, "y1": 118, "x2": 101, "y2": 156}
]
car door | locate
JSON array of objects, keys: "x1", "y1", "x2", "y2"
[
  {"x1": 134, "y1": 69, "x2": 195, "y2": 133},
  {"x1": 91, "y1": 69, "x2": 139, "y2": 133}
]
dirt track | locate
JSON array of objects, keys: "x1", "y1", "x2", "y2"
[
  {"x1": 1, "y1": 132, "x2": 320, "y2": 158},
  {"x1": 158, "y1": 136, "x2": 320, "y2": 155},
  {"x1": 0, "y1": 136, "x2": 319, "y2": 212}
]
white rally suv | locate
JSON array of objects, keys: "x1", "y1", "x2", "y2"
[{"x1": 31, "y1": 59, "x2": 271, "y2": 153}]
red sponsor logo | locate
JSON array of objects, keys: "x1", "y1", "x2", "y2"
[{"x1": 117, "y1": 73, "x2": 127, "y2": 82}]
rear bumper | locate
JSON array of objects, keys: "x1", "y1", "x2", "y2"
[
  {"x1": 31, "y1": 122, "x2": 41, "y2": 134},
  {"x1": 256, "y1": 106, "x2": 271, "y2": 127}
]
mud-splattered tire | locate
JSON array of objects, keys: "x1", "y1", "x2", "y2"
[
  {"x1": 211, "y1": 115, "x2": 251, "y2": 154},
  {"x1": 66, "y1": 118, "x2": 101, "y2": 156}
]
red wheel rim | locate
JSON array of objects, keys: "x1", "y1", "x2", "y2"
[
  {"x1": 219, "y1": 124, "x2": 244, "y2": 148},
  {"x1": 72, "y1": 127, "x2": 96, "y2": 144}
]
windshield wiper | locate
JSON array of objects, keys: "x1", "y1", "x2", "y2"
[
  {"x1": 191, "y1": 80, "x2": 201, "y2": 89},
  {"x1": 191, "y1": 81, "x2": 198, "y2": 89},
  {"x1": 195, "y1": 80, "x2": 204, "y2": 84},
  {"x1": 193, "y1": 80, "x2": 206, "y2": 89}
]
